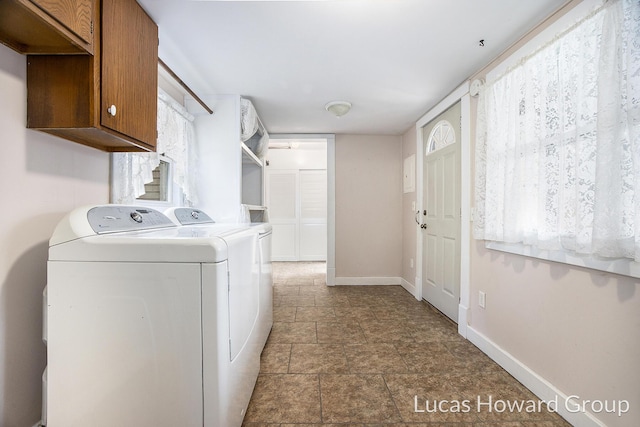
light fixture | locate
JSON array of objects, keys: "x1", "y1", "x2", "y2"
[{"x1": 325, "y1": 101, "x2": 352, "y2": 118}]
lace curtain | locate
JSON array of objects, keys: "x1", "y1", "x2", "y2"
[
  {"x1": 111, "y1": 88, "x2": 198, "y2": 205},
  {"x1": 474, "y1": 0, "x2": 640, "y2": 261}
]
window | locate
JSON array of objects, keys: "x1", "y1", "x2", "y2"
[
  {"x1": 136, "y1": 158, "x2": 171, "y2": 202},
  {"x1": 474, "y1": 0, "x2": 640, "y2": 275},
  {"x1": 426, "y1": 120, "x2": 456, "y2": 153},
  {"x1": 111, "y1": 88, "x2": 197, "y2": 207}
]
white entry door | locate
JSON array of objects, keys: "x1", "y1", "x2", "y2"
[{"x1": 421, "y1": 102, "x2": 461, "y2": 322}]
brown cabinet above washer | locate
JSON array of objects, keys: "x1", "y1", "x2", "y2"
[
  {"x1": 26, "y1": 0, "x2": 158, "y2": 152},
  {"x1": 0, "y1": 0, "x2": 94, "y2": 54}
]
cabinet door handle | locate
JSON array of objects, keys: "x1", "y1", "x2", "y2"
[{"x1": 107, "y1": 105, "x2": 117, "y2": 117}]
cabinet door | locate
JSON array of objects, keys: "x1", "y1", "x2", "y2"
[
  {"x1": 30, "y1": 0, "x2": 93, "y2": 45},
  {"x1": 101, "y1": 0, "x2": 158, "y2": 149},
  {"x1": 0, "y1": 0, "x2": 93, "y2": 54}
]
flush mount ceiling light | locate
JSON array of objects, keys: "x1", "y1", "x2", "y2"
[{"x1": 325, "y1": 101, "x2": 352, "y2": 118}]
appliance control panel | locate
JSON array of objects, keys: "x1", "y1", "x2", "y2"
[
  {"x1": 87, "y1": 206, "x2": 176, "y2": 234},
  {"x1": 171, "y1": 208, "x2": 215, "y2": 225}
]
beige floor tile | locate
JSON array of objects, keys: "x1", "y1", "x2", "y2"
[
  {"x1": 320, "y1": 374, "x2": 402, "y2": 423},
  {"x1": 283, "y1": 277, "x2": 316, "y2": 286},
  {"x1": 347, "y1": 294, "x2": 387, "y2": 307},
  {"x1": 314, "y1": 295, "x2": 351, "y2": 307},
  {"x1": 295, "y1": 306, "x2": 337, "y2": 322},
  {"x1": 242, "y1": 422, "x2": 281, "y2": 427},
  {"x1": 273, "y1": 306, "x2": 297, "y2": 322},
  {"x1": 384, "y1": 373, "x2": 479, "y2": 423},
  {"x1": 277, "y1": 295, "x2": 316, "y2": 307},
  {"x1": 343, "y1": 343, "x2": 409, "y2": 373},
  {"x1": 333, "y1": 305, "x2": 378, "y2": 321},
  {"x1": 260, "y1": 343, "x2": 291, "y2": 374},
  {"x1": 408, "y1": 318, "x2": 463, "y2": 343},
  {"x1": 316, "y1": 321, "x2": 367, "y2": 344},
  {"x1": 459, "y1": 372, "x2": 567, "y2": 424},
  {"x1": 246, "y1": 263, "x2": 574, "y2": 427},
  {"x1": 269, "y1": 322, "x2": 317, "y2": 344},
  {"x1": 244, "y1": 374, "x2": 321, "y2": 424},
  {"x1": 280, "y1": 424, "x2": 365, "y2": 427},
  {"x1": 360, "y1": 319, "x2": 415, "y2": 343},
  {"x1": 394, "y1": 342, "x2": 468, "y2": 374},
  {"x1": 274, "y1": 284, "x2": 300, "y2": 296},
  {"x1": 298, "y1": 285, "x2": 331, "y2": 295},
  {"x1": 289, "y1": 344, "x2": 349, "y2": 374},
  {"x1": 443, "y1": 340, "x2": 505, "y2": 373}
]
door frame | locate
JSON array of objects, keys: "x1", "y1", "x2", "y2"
[
  {"x1": 269, "y1": 133, "x2": 336, "y2": 285},
  {"x1": 415, "y1": 82, "x2": 470, "y2": 338}
]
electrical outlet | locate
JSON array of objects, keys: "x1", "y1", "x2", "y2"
[{"x1": 478, "y1": 291, "x2": 486, "y2": 309}]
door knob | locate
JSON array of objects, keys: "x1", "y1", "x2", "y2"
[{"x1": 107, "y1": 105, "x2": 117, "y2": 117}]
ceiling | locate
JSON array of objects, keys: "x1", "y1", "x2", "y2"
[{"x1": 139, "y1": 0, "x2": 568, "y2": 136}]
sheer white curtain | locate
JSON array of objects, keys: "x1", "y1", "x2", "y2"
[
  {"x1": 474, "y1": 0, "x2": 640, "y2": 261},
  {"x1": 111, "y1": 88, "x2": 198, "y2": 205}
]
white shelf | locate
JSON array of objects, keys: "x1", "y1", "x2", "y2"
[
  {"x1": 243, "y1": 204, "x2": 266, "y2": 211},
  {"x1": 241, "y1": 142, "x2": 262, "y2": 166}
]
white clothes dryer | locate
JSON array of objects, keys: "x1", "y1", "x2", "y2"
[{"x1": 45, "y1": 205, "x2": 262, "y2": 427}]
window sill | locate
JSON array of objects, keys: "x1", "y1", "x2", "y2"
[{"x1": 485, "y1": 241, "x2": 640, "y2": 279}]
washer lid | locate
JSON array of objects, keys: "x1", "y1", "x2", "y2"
[
  {"x1": 50, "y1": 205, "x2": 177, "y2": 246},
  {"x1": 87, "y1": 206, "x2": 176, "y2": 233},
  {"x1": 48, "y1": 205, "x2": 251, "y2": 263}
]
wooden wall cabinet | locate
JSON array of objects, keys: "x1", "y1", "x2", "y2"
[
  {"x1": 26, "y1": 0, "x2": 158, "y2": 152},
  {"x1": 0, "y1": 0, "x2": 94, "y2": 54}
]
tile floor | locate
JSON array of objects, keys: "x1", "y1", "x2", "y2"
[{"x1": 243, "y1": 262, "x2": 571, "y2": 427}]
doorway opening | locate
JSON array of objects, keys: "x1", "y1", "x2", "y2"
[{"x1": 266, "y1": 134, "x2": 336, "y2": 284}]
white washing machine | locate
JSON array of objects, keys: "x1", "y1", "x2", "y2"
[
  {"x1": 164, "y1": 207, "x2": 273, "y2": 349},
  {"x1": 45, "y1": 205, "x2": 263, "y2": 427}
]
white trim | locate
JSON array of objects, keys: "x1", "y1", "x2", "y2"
[
  {"x1": 334, "y1": 276, "x2": 402, "y2": 286},
  {"x1": 415, "y1": 81, "x2": 470, "y2": 313},
  {"x1": 459, "y1": 93, "x2": 471, "y2": 337},
  {"x1": 326, "y1": 266, "x2": 336, "y2": 286},
  {"x1": 327, "y1": 134, "x2": 336, "y2": 286},
  {"x1": 466, "y1": 326, "x2": 607, "y2": 427},
  {"x1": 457, "y1": 303, "x2": 469, "y2": 338},
  {"x1": 416, "y1": 83, "x2": 470, "y2": 129},
  {"x1": 486, "y1": 241, "x2": 640, "y2": 279},
  {"x1": 401, "y1": 277, "x2": 417, "y2": 296}
]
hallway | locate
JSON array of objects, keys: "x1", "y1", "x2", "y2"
[{"x1": 243, "y1": 262, "x2": 571, "y2": 426}]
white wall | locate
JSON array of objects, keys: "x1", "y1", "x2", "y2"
[
  {"x1": 266, "y1": 145, "x2": 327, "y2": 170},
  {"x1": 335, "y1": 134, "x2": 402, "y2": 281},
  {"x1": 0, "y1": 44, "x2": 110, "y2": 426},
  {"x1": 190, "y1": 94, "x2": 243, "y2": 222}
]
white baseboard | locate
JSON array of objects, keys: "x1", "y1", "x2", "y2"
[
  {"x1": 466, "y1": 327, "x2": 606, "y2": 427},
  {"x1": 326, "y1": 267, "x2": 336, "y2": 286},
  {"x1": 457, "y1": 304, "x2": 469, "y2": 338},
  {"x1": 334, "y1": 276, "x2": 401, "y2": 286},
  {"x1": 401, "y1": 277, "x2": 417, "y2": 296}
]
